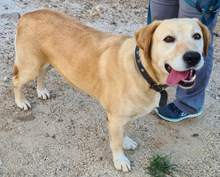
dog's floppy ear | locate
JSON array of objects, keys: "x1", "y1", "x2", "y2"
[
  {"x1": 135, "y1": 21, "x2": 161, "y2": 59},
  {"x1": 194, "y1": 18, "x2": 211, "y2": 57}
]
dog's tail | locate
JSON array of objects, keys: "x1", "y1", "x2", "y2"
[{"x1": 13, "y1": 64, "x2": 18, "y2": 76}]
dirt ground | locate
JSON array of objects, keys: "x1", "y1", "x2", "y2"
[{"x1": 0, "y1": 0, "x2": 220, "y2": 176}]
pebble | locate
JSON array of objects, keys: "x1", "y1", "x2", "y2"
[
  {"x1": 131, "y1": 3, "x2": 137, "y2": 9},
  {"x1": 0, "y1": 12, "x2": 21, "y2": 20},
  {"x1": 2, "y1": 76, "x2": 9, "y2": 82},
  {"x1": 95, "y1": 6, "x2": 102, "y2": 12},
  {"x1": 191, "y1": 133, "x2": 199, "y2": 138},
  {"x1": 88, "y1": 11, "x2": 99, "y2": 17},
  {"x1": 109, "y1": 19, "x2": 117, "y2": 25}
]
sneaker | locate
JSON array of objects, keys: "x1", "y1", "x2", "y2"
[{"x1": 155, "y1": 103, "x2": 202, "y2": 122}]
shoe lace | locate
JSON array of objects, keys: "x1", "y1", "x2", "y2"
[
  {"x1": 171, "y1": 103, "x2": 188, "y2": 117},
  {"x1": 180, "y1": 112, "x2": 188, "y2": 117}
]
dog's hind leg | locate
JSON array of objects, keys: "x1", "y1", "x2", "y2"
[
  {"x1": 13, "y1": 63, "x2": 40, "y2": 110},
  {"x1": 37, "y1": 64, "x2": 51, "y2": 100},
  {"x1": 13, "y1": 68, "x2": 31, "y2": 110},
  {"x1": 13, "y1": 52, "x2": 45, "y2": 110}
]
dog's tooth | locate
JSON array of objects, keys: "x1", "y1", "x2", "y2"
[
  {"x1": 182, "y1": 74, "x2": 196, "y2": 83},
  {"x1": 190, "y1": 69, "x2": 193, "y2": 76}
]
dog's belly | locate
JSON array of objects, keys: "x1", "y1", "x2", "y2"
[
  {"x1": 127, "y1": 96, "x2": 159, "y2": 119},
  {"x1": 101, "y1": 89, "x2": 160, "y2": 119}
]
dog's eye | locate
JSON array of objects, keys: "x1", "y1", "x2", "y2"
[
  {"x1": 193, "y1": 33, "x2": 201, "y2": 40},
  {"x1": 164, "y1": 36, "x2": 175, "y2": 43}
]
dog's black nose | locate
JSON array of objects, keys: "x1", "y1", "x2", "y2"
[{"x1": 183, "y1": 51, "x2": 201, "y2": 67}]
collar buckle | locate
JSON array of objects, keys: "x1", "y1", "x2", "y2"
[
  {"x1": 150, "y1": 84, "x2": 168, "y2": 92},
  {"x1": 150, "y1": 84, "x2": 162, "y2": 92}
]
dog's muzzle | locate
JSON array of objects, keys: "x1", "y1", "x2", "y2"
[{"x1": 165, "y1": 51, "x2": 203, "y2": 88}]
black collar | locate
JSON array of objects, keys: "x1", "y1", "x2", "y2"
[{"x1": 135, "y1": 45, "x2": 168, "y2": 108}]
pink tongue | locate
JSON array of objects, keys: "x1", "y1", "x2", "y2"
[{"x1": 166, "y1": 69, "x2": 189, "y2": 86}]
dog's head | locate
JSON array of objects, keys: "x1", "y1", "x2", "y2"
[{"x1": 135, "y1": 18, "x2": 211, "y2": 88}]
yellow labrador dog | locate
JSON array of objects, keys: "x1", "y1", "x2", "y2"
[{"x1": 13, "y1": 9, "x2": 210, "y2": 172}]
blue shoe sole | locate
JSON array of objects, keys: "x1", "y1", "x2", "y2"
[{"x1": 155, "y1": 109, "x2": 203, "y2": 122}]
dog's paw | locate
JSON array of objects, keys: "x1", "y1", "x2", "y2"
[
  {"x1": 37, "y1": 88, "x2": 50, "y2": 100},
  {"x1": 16, "y1": 99, "x2": 31, "y2": 110},
  {"x1": 113, "y1": 154, "x2": 131, "y2": 172},
  {"x1": 123, "y1": 136, "x2": 138, "y2": 150}
]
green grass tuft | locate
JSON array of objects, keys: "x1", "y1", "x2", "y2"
[{"x1": 146, "y1": 153, "x2": 181, "y2": 177}]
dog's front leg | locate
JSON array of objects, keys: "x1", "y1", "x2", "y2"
[
  {"x1": 107, "y1": 114, "x2": 131, "y2": 172},
  {"x1": 123, "y1": 121, "x2": 138, "y2": 150}
]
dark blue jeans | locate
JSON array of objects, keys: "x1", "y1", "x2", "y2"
[{"x1": 150, "y1": 0, "x2": 219, "y2": 114}]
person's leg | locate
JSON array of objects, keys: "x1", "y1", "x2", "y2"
[
  {"x1": 174, "y1": 0, "x2": 219, "y2": 114},
  {"x1": 150, "y1": 0, "x2": 179, "y2": 21}
]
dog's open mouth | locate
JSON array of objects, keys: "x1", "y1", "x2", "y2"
[{"x1": 165, "y1": 64, "x2": 196, "y2": 88}]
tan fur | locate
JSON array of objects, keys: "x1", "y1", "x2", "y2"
[{"x1": 13, "y1": 9, "x2": 210, "y2": 172}]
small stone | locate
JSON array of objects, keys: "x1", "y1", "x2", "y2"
[
  {"x1": 57, "y1": 118, "x2": 63, "y2": 122},
  {"x1": 88, "y1": 11, "x2": 99, "y2": 17},
  {"x1": 134, "y1": 9, "x2": 141, "y2": 15},
  {"x1": 2, "y1": 76, "x2": 9, "y2": 82},
  {"x1": 109, "y1": 19, "x2": 116, "y2": 25},
  {"x1": 0, "y1": 12, "x2": 21, "y2": 20},
  {"x1": 191, "y1": 133, "x2": 199, "y2": 138},
  {"x1": 45, "y1": 133, "x2": 50, "y2": 138},
  {"x1": 95, "y1": 6, "x2": 100, "y2": 11},
  {"x1": 131, "y1": 3, "x2": 137, "y2": 9}
]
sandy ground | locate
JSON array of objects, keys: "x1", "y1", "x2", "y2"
[{"x1": 0, "y1": 0, "x2": 220, "y2": 176}]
